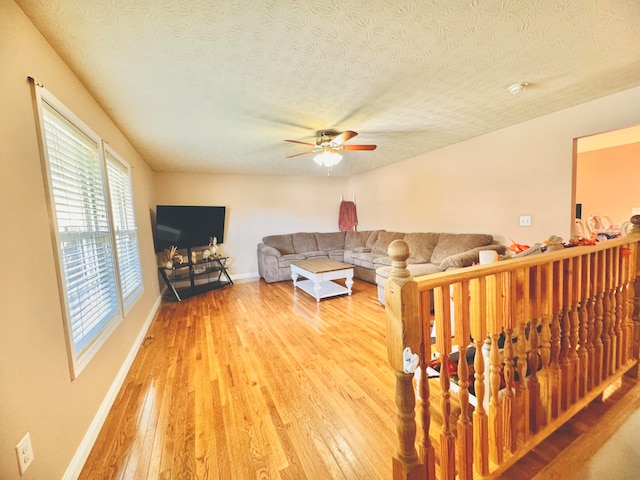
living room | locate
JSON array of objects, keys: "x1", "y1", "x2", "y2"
[{"x1": 2, "y1": 0, "x2": 640, "y2": 478}]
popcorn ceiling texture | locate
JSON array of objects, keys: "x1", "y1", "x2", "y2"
[{"x1": 16, "y1": 0, "x2": 640, "y2": 176}]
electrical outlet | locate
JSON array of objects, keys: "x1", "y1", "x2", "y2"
[
  {"x1": 519, "y1": 215, "x2": 532, "y2": 226},
  {"x1": 15, "y1": 432, "x2": 34, "y2": 475}
]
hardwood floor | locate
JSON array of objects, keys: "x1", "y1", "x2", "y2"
[
  {"x1": 80, "y1": 278, "x2": 640, "y2": 479},
  {"x1": 79, "y1": 279, "x2": 397, "y2": 479}
]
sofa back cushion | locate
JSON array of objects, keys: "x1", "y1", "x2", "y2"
[
  {"x1": 403, "y1": 232, "x2": 439, "y2": 264},
  {"x1": 345, "y1": 230, "x2": 380, "y2": 250},
  {"x1": 315, "y1": 231, "x2": 346, "y2": 251},
  {"x1": 430, "y1": 233, "x2": 493, "y2": 264},
  {"x1": 262, "y1": 234, "x2": 295, "y2": 255},
  {"x1": 292, "y1": 232, "x2": 318, "y2": 253},
  {"x1": 372, "y1": 231, "x2": 404, "y2": 254}
]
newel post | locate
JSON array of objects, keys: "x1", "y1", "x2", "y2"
[{"x1": 385, "y1": 239, "x2": 426, "y2": 479}]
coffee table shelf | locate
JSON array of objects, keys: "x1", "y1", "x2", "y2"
[{"x1": 290, "y1": 259, "x2": 353, "y2": 302}]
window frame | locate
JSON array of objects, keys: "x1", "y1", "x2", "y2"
[{"x1": 32, "y1": 81, "x2": 143, "y2": 379}]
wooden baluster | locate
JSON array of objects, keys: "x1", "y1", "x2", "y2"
[
  {"x1": 602, "y1": 249, "x2": 613, "y2": 380},
  {"x1": 569, "y1": 257, "x2": 580, "y2": 405},
  {"x1": 550, "y1": 261, "x2": 563, "y2": 418},
  {"x1": 611, "y1": 247, "x2": 623, "y2": 373},
  {"x1": 608, "y1": 247, "x2": 620, "y2": 375},
  {"x1": 559, "y1": 259, "x2": 574, "y2": 411},
  {"x1": 434, "y1": 285, "x2": 456, "y2": 480},
  {"x1": 559, "y1": 306, "x2": 571, "y2": 411},
  {"x1": 384, "y1": 240, "x2": 426, "y2": 480},
  {"x1": 513, "y1": 268, "x2": 530, "y2": 443},
  {"x1": 586, "y1": 265, "x2": 596, "y2": 392},
  {"x1": 470, "y1": 277, "x2": 489, "y2": 476},
  {"x1": 527, "y1": 265, "x2": 541, "y2": 433},
  {"x1": 501, "y1": 271, "x2": 516, "y2": 453},
  {"x1": 486, "y1": 274, "x2": 504, "y2": 465},
  {"x1": 593, "y1": 250, "x2": 604, "y2": 387},
  {"x1": 538, "y1": 263, "x2": 552, "y2": 426},
  {"x1": 620, "y1": 245, "x2": 631, "y2": 367},
  {"x1": 612, "y1": 247, "x2": 624, "y2": 373},
  {"x1": 502, "y1": 326, "x2": 516, "y2": 453},
  {"x1": 453, "y1": 281, "x2": 472, "y2": 480},
  {"x1": 578, "y1": 254, "x2": 590, "y2": 398},
  {"x1": 488, "y1": 332, "x2": 503, "y2": 465},
  {"x1": 623, "y1": 243, "x2": 636, "y2": 364},
  {"x1": 418, "y1": 290, "x2": 436, "y2": 480}
]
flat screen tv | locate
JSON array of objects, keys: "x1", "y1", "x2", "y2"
[{"x1": 155, "y1": 205, "x2": 226, "y2": 252}]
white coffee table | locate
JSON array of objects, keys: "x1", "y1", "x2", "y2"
[{"x1": 290, "y1": 259, "x2": 354, "y2": 302}]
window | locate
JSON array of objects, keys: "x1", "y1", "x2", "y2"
[
  {"x1": 32, "y1": 80, "x2": 143, "y2": 378},
  {"x1": 106, "y1": 147, "x2": 143, "y2": 309}
]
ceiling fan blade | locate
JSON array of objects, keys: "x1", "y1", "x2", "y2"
[
  {"x1": 286, "y1": 150, "x2": 316, "y2": 158},
  {"x1": 331, "y1": 130, "x2": 358, "y2": 146},
  {"x1": 284, "y1": 139, "x2": 315, "y2": 146},
  {"x1": 341, "y1": 144, "x2": 377, "y2": 151}
]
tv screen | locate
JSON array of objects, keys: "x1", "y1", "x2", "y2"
[{"x1": 155, "y1": 205, "x2": 226, "y2": 251}]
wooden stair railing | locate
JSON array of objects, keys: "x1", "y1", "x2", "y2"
[{"x1": 384, "y1": 217, "x2": 640, "y2": 479}]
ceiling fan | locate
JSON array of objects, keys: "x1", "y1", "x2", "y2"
[{"x1": 284, "y1": 130, "x2": 377, "y2": 170}]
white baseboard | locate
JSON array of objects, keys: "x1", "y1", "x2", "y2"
[
  {"x1": 230, "y1": 271, "x2": 259, "y2": 282},
  {"x1": 62, "y1": 294, "x2": 162, "y2": 480}
]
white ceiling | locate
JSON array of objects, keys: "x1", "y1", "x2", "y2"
[{"x1": 16, "y1": 0, "x2": 640, "y2": 177}]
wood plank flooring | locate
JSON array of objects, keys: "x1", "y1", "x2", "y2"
[
  {"x1": 79, "y1": 279, "x2": 397, "y2": 479},
  {"x1": 79, "y1": 278, "x2": 640, "y2": 479}
]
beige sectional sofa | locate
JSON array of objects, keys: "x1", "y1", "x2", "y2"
[{"x1": 257, "y1": 230, "x2": 504, "y2": 303}]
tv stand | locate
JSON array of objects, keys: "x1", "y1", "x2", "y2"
[{"x1": 158, "y1": 248, "x2": 232, "y2": 301}]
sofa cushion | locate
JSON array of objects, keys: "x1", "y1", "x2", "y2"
[
  {"x1": 263, "y1": 234, "x2": 295, "y2": 255},
  {"x1": 346, "y1": 246, "x2": 370, "y2": 254},
  {"x1": 372, "y1": 231, "x2": 404, "y2": 254},
  {"x1": 345, "y1": 230, "x2": 380, "y2": 250},
  {"x1": 373, "y1": 256, "x2": 392, "y2": 267},
  {"x1": 315, "y1": 231, "x2": 346, "y2": 251},
  {"x1": 430, "y1": 233, "x2": 493, "y2": 265},
  {"x1": 302, "y1": 250, "x2": 330, "y2": 259},
  {"x1": 292, "y1": 232, "x2": 318, "y2": 253},
  {"x1": 276, "y1": 253, "x2": 307, "y2": 267},
  {"x1": 346, "y1": 251, "x2": 382, "y2": 269},
  {"x1": 403, "y1": 232, "x2": 439, "y2": 264}
]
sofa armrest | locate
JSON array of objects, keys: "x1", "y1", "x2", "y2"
[
  {"x1": 439, "y1": 245, "x2": 505, "y2": 270},
  {"x1": 257, "y1": 243, "x2": 282, "y2": 257}
]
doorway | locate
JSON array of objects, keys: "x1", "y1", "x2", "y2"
[{"x1": 573, "y1": 125, "x2": 640, "y2": 237}]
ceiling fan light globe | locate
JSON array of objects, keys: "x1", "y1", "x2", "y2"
[{"x1": 314, "y1": 151, "x2": 343, "y2": 167}]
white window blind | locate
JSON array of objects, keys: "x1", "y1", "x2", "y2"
[
  {"x1": 34, "y1": 82, "x2": 142, "y2": 378},
  {"x1": 106, "y1": 148, "x2": 143, "y2": 308}
]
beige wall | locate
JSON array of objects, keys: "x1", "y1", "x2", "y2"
[
  {"x1": 576, "y1": 142, "x2": 640, "y2": 227},
  {"x1": 348, "y1": 88, "x2": 640, "y2": 247},
  {"x1": 153, "y1": 173, "x2": 349, "y2": 276},
  {"x1": 0, "y1": 2, "x2": 160, "y2": 478}
]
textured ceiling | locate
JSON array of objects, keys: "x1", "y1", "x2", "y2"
[{"x1": 16, "y1": 0, "x2": 640, "y2": 177}]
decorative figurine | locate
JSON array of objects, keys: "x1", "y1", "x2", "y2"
[
  {"x1": 163, "y1": 245, "x2": 178, "y2": 269},
  {"x1": 209, "y1": 236, "x2": 219, "y2": 257}
]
